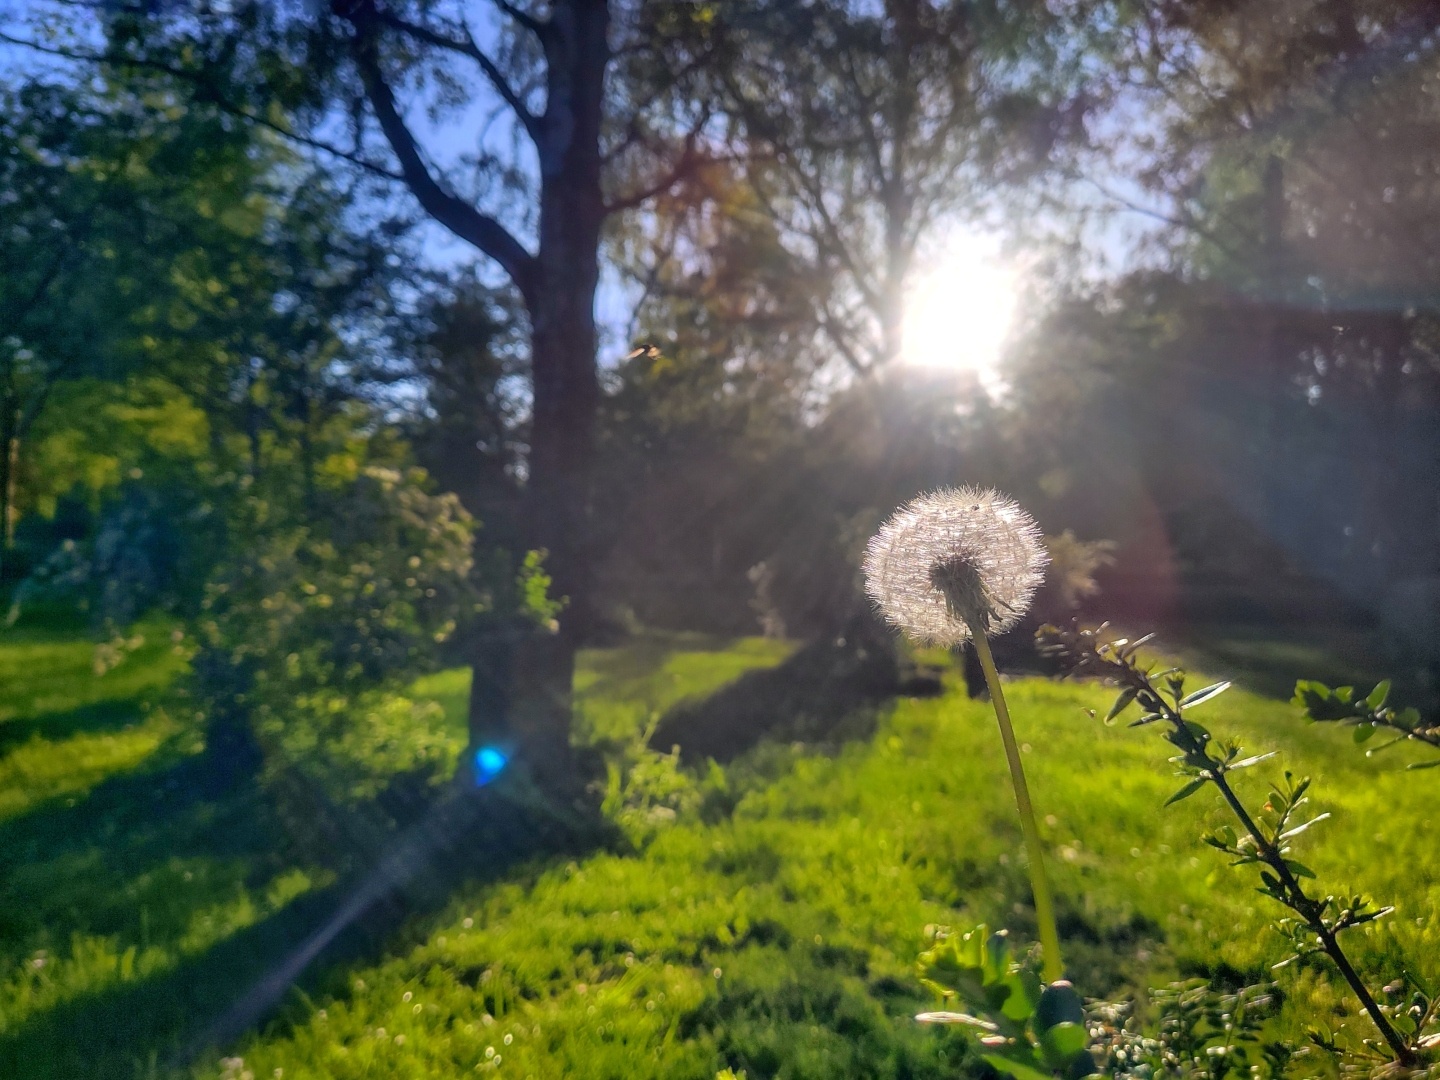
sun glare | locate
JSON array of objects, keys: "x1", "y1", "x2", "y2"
[{"x1": 901, "y1": 235, "x2": 1018, "y2": 388}]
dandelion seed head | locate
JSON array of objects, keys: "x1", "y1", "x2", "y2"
[{"x1": 863, "y1": 487, "x2": 1048, "y2": 646}]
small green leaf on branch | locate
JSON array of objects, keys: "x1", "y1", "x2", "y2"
[
  {"x1": 1180, "y1": 681, "x2": 1231, "y2": 709},
  {"x1": 1165, "y1": 777, "x2": 1208, "y2": 806}
]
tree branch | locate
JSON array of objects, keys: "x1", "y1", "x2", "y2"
[
  {"x1": 0, "y1": 31, "x2": 406, "y2": 183},
  {"x1": 491, "y1": 0, "x2": 549, "y2": 41},
  {"x1": 341, "y1": 6, "x2": 538, "y2": 301},
  {"x1": 818, "y1": 305, "x2": 872, "y2": 378},
  {"x1": 604, "y1": 116, "x2": 715, "y2": 215},
  {"x1": 371, "y1": 7, "x2": 541, "y2": 143}
]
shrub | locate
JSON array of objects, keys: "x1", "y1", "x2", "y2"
[{"x1": 190, "y1": 465, "x2": 477, "y2": 804}]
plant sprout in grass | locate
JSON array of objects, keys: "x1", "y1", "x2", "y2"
[{"x1": 864, "y1": 487, "x2": 1062, "y2": 984}]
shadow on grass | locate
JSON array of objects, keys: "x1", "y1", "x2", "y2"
[
  {"x1": 651, "y1": 617, "x2": 904, "y2": 764},
  {"x1": 0, "y1": 717, "x2": 603, "y2": 1080},
  {"x1": 0, "y1": 759, "x2": 599, "y2": 1080},
  {"x1": 0, "y1": 698, "x2": 152, "y2": 754},
  {"x1": 1162, "y1": 619, "x2": 1392, "y2": 703}
]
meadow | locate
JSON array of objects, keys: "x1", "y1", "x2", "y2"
[{"x1": 0, "y1": 624, "x2": 1434, "y2": 1079}]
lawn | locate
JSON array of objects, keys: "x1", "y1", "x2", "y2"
[{"x1": 0, "y1": 624, "x2": 1433, "y2": 1079}]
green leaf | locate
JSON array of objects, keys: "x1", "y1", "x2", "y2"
[
  {"x1": 984, "y1": 929, "x2": 1014, "y2": 983},
  {"x1": 1353, "y1": 722, "x2": 1376, "y2": 744},
  {"x1": 1105, "y1": 687, "x2": 1138, "y2": 723},
  {"x1": 999, "y1": 968, "x2": 1043, "y2": 1023},
  {"x1": 980, "y1": 1052, "x2": 1054, "y2": 1080},
  {"x1": 1229, "y1": 751, "x2": 1278, "y2": 770},
  {"x1": 1291, "y1": 680, "x2": 1329, "y2": 709},
  {"x1": 1038, "y1": 1022, "x2": 1089, "y2": 1068},
  {"x1": 1365, "y1": 680, "x2": 1391, "y2": 710},
  {"x1": 1279, "y1": 813, "x2": 1330, "y2": 840},
  {"x1": 1182, "y1": 720, "x2": 1212, "y2": 743},
  {"x1": 1285, "y1": 860, "x2": 1317, "y2": 879},
  {"x1": 1180, "y1": 681, "x2": 1231, "y2": 709},
  {"x1": 1165, "y1": 777, "x2": 1208, "y2": 806}
]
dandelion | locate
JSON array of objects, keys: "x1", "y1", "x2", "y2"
[
  {"x1": 865, "y1": 487, "x2": 1063, "y2": 984},
  {"x1": 863, "y1": 487, "x2": 1047, "y2": 646}
]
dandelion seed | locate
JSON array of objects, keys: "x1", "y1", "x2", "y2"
[{"x1": 863, "y1": 487, "x2": 1047, "y2": 646}]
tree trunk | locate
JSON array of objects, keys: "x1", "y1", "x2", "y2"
[{"x1": 466, "y1": 0, "x2": 609, "y2": 796}]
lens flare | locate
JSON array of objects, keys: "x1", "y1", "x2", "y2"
[{"x1": 474, "y1": 746, "x2": 508, "y2": 786}]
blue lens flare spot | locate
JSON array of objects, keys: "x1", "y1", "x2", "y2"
[{"x1": 475, "y1": 746, "x2": 508, "y2": 786}]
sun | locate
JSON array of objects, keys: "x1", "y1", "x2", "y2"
[{"x1": 901, "y1": 234, "x2": 1018, "y2": 388}]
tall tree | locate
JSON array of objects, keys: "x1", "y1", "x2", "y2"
[
  {"x1": 707, "y1": 0, "x2": 1082, "y2": 376},
  {"x1": 3, "y1": 0, "x2": 716, "y2": 791},
  {"x1": 324, "y1": 1, "x2": 712, "y2": 790}
]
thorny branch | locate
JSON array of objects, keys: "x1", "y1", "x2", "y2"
[{"x1": 1038, "y1": 622, "x2": 1421, "y2": 1068}]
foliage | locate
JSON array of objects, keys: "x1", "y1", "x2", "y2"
[
  {"x1": 1087, "y1": 980, "x2": 1290, "y2": 1079},
  {"x1": 0, "y1": 74, "x2": 265, "y2": 577},
  {"x1": 1039, "y1": 621, "x2": 1440, "y2": 1073},
  {"x1": 598, "y1": 707, "x2": 721, "y2": 849},
  {"x1": 916, "y1": 924, "x2": 1094, "y2": 1079},
  {"x1": 190, "y1": 465, "x2": 477, "y2": 799},
  {"x1": 704, "y1": 0, "x2": 1086, "y2": 374},
  {"x1": 1293, "y1": 680, "x2": 1440, "y2": 765},
  {"x1": 1035, "y1": 531, "x2": 1117, "y2": 623},
  {"x1": 8, "y1": 377, "x2": 222, "y2": 629}
]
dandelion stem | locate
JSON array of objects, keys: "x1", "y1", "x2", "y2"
[{"x1": 970, "y1": 631, "x2": 1064, "y2": 984}]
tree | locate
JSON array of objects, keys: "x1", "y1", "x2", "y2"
[
  {"x1": 319, "y1": 0, "x2": 712, "y2": 790},
  {"x1": 6, "y1": 0, "x2": 719, "y2": 792},
  {"x1": 0, "y1": 77, "x2": 258, "y2": 581},
  {"x1": 1052, "y1": 0, "x2": 1440, "y2": 622},
  {"x1": 706, "y1": 0, "x2": 1083, "y2": 376}
]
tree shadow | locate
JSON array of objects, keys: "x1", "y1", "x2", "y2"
[
  {"x1": 0, "y1": 697, "x2": 147, "y2": 753},
  {"x1": 650, "y1": 616, "x2": 906, "y2": 764},
  {"x1": 0, "y1": 762, "x2": 597, "y2": 1079},
  {"x1": 0, "y1": 742, "x2": 278, "y2": 972},
  {"x1": 1158, "y1": 619, "x2": 1393, "y2": 703}
]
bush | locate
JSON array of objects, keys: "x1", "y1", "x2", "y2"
[{"x1": 190, "y1": 465, "x2": 478, "y2": 804}]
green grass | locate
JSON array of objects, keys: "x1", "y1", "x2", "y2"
[
  {"x1": 0, "y1": 624, "x2": 1434, "y2": 1078},
  {"x1": 0, "y1": 621, "x2": 188, "y2": 822}
]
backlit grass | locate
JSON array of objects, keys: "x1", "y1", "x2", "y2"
[
  {"x1": 198, "y1": 648, "x2": 1437, "y2": 1079},
  {"x1": 0, "y1": 623, "x2": 1433, "y2": 1078}
]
